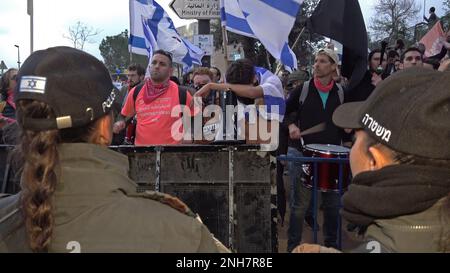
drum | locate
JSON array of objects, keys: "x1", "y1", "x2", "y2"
[{"x1": 301, "y1": 144, "x2": 351, "y2": 192}]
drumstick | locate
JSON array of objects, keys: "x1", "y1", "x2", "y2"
[{"x1": 300, "y1": 123, "x2": 326, "y2": 136}]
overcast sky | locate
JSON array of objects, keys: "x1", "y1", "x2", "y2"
[{"x1": 0, "y1": 0, "x2": 445, "y2": 69}]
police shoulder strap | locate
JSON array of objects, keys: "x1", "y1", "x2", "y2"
[
  {"x1": 0, "y1": 194, "x2": 11, "y2": 199},
  {"x1": 127, "y1": 190, "x2": 197, "y2": 218}
]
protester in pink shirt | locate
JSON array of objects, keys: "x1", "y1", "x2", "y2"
[{"x1": 113, "y1": 50, "x2": 195, "y2": 146}]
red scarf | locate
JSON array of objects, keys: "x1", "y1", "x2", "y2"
[
  {"x1": 314, "y1": 77, "x2": 334, "y2": 93},
  {"x1": 142, "y1": 79, "x2": 170, "y2": 104}
]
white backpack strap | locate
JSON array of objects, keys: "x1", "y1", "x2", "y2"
[
  {"x1": 336, "y1": 83, "x2": 344, "y2": 104},
  {"x1": 299, "y1": 80, "x2": 311, "y2": 106}
]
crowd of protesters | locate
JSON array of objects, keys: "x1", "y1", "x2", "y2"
[{"x1": 0, "y1": 7, "x2": 450, "y2": 254}]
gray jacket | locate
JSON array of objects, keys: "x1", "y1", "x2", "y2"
[{"x1": 350, "y1": 197, "x2": 450, "y2": 253}]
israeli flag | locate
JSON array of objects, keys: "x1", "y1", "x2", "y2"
[
  {"x1": 254, "y1": 67, "x2": 286, "y2": 122},
  {"x1": 129, "y1": 0, "x2": 204, "y2": 72},
  {"x1": 221, "y1": 0, "x2": 302, "y2": 71}
]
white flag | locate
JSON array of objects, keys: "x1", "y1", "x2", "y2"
[
  {"x1": 221, "y1": 0, "x2": 303, "y2": 71},
  {"x1": 129, "y1": 0, "x2": 204, "y2": 72}
]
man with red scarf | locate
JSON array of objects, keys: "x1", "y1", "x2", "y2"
[
  {"x1": 113, "y1": 50, "x2": 194, "y2": 145},
  {"x1": 284, "y1": 48, "x2": 345, "y2": 252}
]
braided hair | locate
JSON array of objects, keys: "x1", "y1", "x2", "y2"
[{"x1": 15, "y1": 100, "x2": 105, "y2": 252}]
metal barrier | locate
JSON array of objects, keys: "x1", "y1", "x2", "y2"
[
  {"x1": 111, "y1": 145, "x2": 275, "y2": 253},
  {"x1": 277, "y1": 155, "x2": 351, "y2": 250},
  {"x1": 0, "y1": 145, "x2": 18, "y2": 195},
  {"x1": 0, "y1": 144, "x2": 276, "y2": 253}
]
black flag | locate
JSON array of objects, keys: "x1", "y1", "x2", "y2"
[{"x1": 307, "y1": 0, "x2": 368, "y2": 89}]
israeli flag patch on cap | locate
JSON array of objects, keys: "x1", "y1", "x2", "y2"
[{"x1": 20, "y1": 76, "x2": 47, "y2": 94}]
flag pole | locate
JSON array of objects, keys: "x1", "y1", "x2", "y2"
[
  {"x1": 265, "y1": 49, "x2": 272, "y2": 70},
  {"x1": 291, "y1": 26, "x2": 306, "y2": 53},
  {"x1": 27, "y1": 0, "x2": 34, "y2": 54},
  {"x1": 222, "y1": 25, "x2": 230, "y2": 71},
  {"x1": 423, "y1": 0, "x2": 426, "y2": 19},
  {"x1": 275, "y1": 27, "x2": 306, "y2": 75},
  {"x1": 275, "y1": 26, "x2": 305, "y2": 74}
]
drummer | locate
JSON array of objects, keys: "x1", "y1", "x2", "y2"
[
  {"x1": 113, "y1": 50, "x2": 197, "y2": 146},
  {"x1": 294, "y1": 68, "x2": 450, "y2": 253},
  {"x1": 284, "y1": 48, "x2": 346, "y2": 252}
]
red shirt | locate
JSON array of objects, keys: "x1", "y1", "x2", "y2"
[{"x1": 121, "y1": 81, "x2": 193, "y2": 146}]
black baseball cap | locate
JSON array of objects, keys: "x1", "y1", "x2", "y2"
[
  {"x1": 15, "y1": 46, "x2": 118, "y2": 131},
  {"x1": 333, "y1": 68, "x2": 450, "y2": 159}
]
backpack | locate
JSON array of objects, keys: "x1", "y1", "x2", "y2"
[{"x1": 299, "y1": 80, "x2": 344, "y2": 106}]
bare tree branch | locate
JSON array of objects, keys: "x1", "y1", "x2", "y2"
[
  {"x1": 63, "y1": 21, "x2": 102, "y2": 50},
  {"x1": 370, "y1": 0, "x2": 420, "y2": 43}
]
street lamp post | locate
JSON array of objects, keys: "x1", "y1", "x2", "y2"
[
  {"x1": 28, "y1": 0, "x2": 34, "y2": 54},
  {"x1": 14, "y1": 45, "x2": 21, "y2": 69},
  {"x1": 423, "y1": 0, "x2": 426, "y2": 19}
]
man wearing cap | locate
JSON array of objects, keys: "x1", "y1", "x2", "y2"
[
  {"x1": 0, "y1": 46, "x2": 227, "y2": 253},
  {"x1": 113, "y1": 50, "x2": 194, "y2": 145},
  {"x1": 294, "y1": 68, "x2": 450, "y2": 253},
  {"x1": 284, "y1": 48, "x2": 345, "y2": 252}
]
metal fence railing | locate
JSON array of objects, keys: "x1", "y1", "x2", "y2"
[{"x1": 277, "y1": 155, "x2": 351, "y2": 250}]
